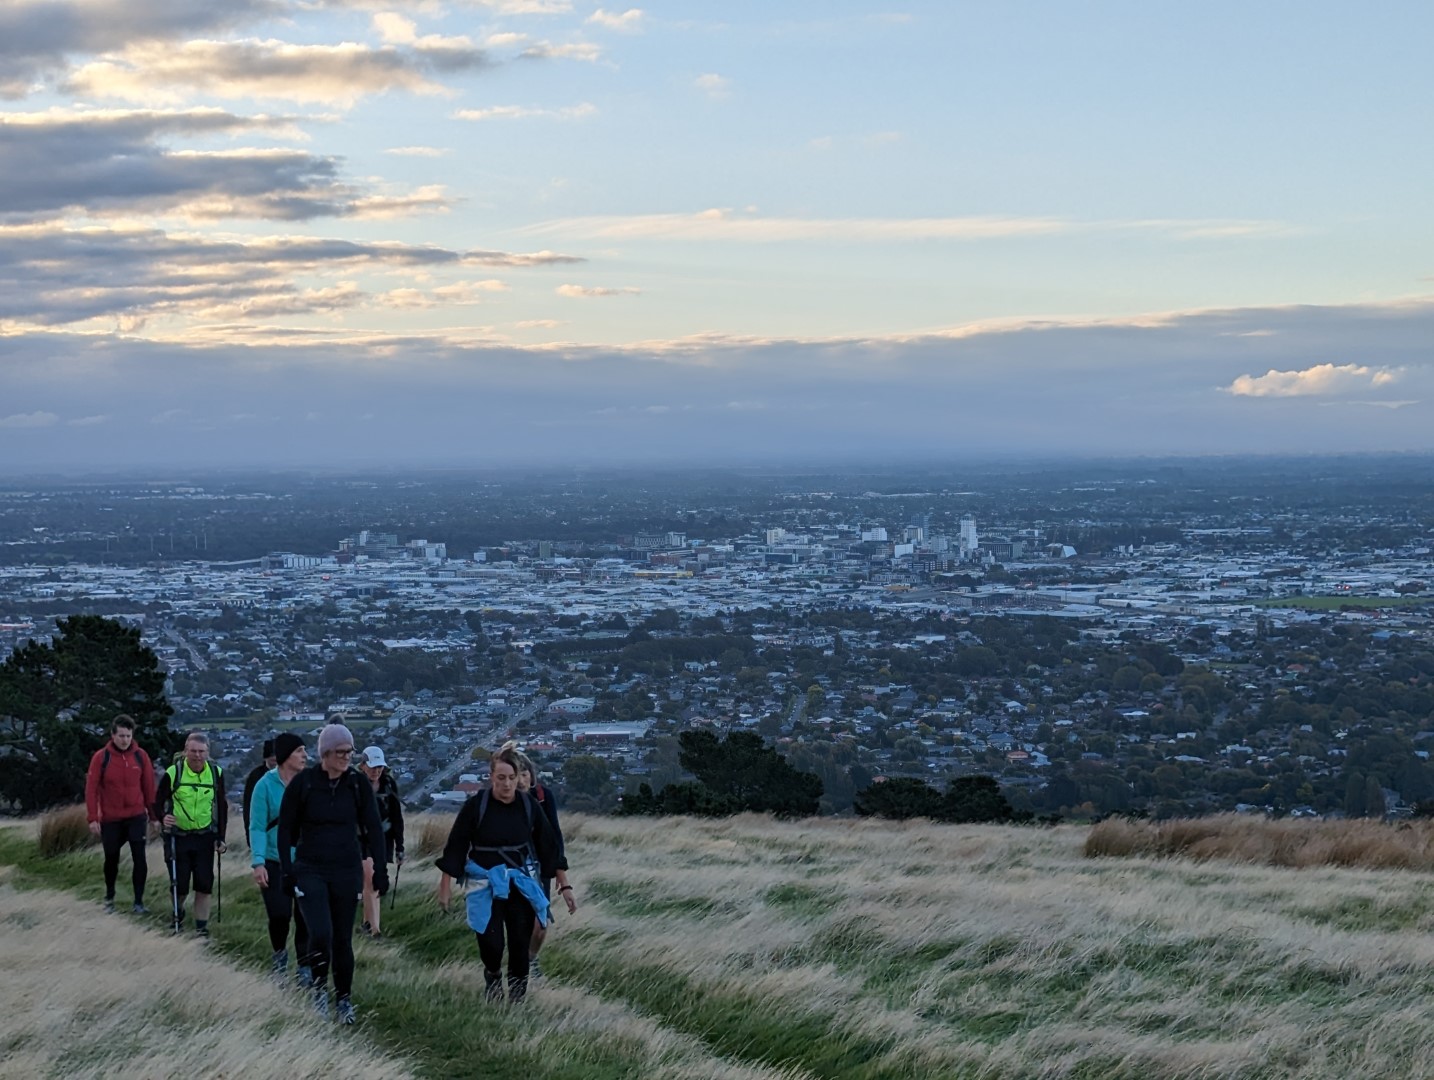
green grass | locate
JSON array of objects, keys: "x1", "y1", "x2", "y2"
[
  {"x1": 11, "y1": 815, "x2": 1434, "y2": 1079},
  {"x1": 1255, "y1": 595, "x2": 1434, "y2": 610}
]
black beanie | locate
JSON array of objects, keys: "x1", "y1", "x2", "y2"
[
  {"x1": 273, "y1": 732, "x2": 305, "y2": 767},
  {"x1": 261, "y1": 738, "x2": 276, "y2": 759}
]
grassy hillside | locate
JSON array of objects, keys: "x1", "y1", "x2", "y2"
[{"x1": 6, "y1": 813, "x2": 1434, "y2": 1079}]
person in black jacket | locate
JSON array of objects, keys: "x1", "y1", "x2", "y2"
[
  {"x1": 358, "y1": 745, "x2": 404, "y2": 939},
  {"x1": 278, "y1": 723, "x2": 386, "y2": 1025},
  {"x1": 241, "y1": 739, "x2": 276, "y2": 850},
  {"x1": 510, "y1": 744, "x2": 569, "y2": 980},
  {"x1": 437, "y1": 744, "x2": 576, "y2": 1002}
]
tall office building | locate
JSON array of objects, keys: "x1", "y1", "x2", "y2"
[{"x1": 959, "y1": 516, "x2": 979, "y2": 556}]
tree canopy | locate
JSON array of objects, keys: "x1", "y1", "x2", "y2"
[
  {"x1": 619, "y1": 729, "x2": 822, "y2": 818},
  {"x1": 0, "y1": 615, "x2": 176, "y2": 811}
]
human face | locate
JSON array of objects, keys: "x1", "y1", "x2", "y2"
[
  {"x1": 323, "y1": 742, "x2": 354, "y2": 775},
  {"x1": 184, "y1": 738, "x2": 208, "y2": 771},
  {"x1": 362, "y1": 762, "x2": 384, "y2": 783},
  {"x1": 111, "y1": 727, "x2": 134, "y2": 751},
  {"x1": 517, "y1": 766, "x2": 532, "y2": 793},
  {"x1": 282, "y1": 746, "x2": 308, "y2": 772},
  {"x1": 490, "y1": 761, "x2": 518, "y2": 803}
]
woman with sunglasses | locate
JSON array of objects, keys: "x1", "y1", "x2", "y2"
[{"x1": 278, "y1": 722, "x2": 386, "y2": 1025}]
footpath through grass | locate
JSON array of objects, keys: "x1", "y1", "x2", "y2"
[{"x1": 10, "y1": 814, "x2": 1434, "y2": 1079}]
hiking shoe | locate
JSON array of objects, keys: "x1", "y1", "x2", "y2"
[
  {"x1": 507, "y1": 976, "x2": 528, "y2": 1005},
  {"x1": 195, "y1": 924, "x2": 210, "y2": 939},
  {"x1": 369, "y1": 930, "x2": 384, "y2": 942},
  {"x1": 528, "y1": 955, "x2": 543, "y2": 982},
  {"x1": 103, "y1": 897, "x2": 116, "y2": 914},
  {"x1": 132, "y1": 903, "x2": 149, "y2": 915},
  {"x1": 271, "y1": 948, "x2": 289, "y2": 982},
  {"x1": 359, "y1": 921, "x2": 372, "y2": 937},
  {"x1": 296, "y1": 966, "x2": 314, "y2": 990},
  {"x1": 336, "y1": 996, "x2": 357, "y2": 1025},
  {"x1": 312, "y1": 986, "x2": 331, "y2": 1020},
  {"x1": 484, "y1": 969, "x2": 503, "y2": 1003}
]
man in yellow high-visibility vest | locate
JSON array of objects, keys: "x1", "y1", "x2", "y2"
[{"x1": 154, "y1": 731, "x2": 228, "y2": 936}]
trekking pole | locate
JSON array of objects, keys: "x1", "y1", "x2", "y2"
[
  {"x1": 166, "y1": 830, "x2": 182, "y2": 935},
  {"x1": 215, "y1": 842, "x2": 222, "y2": 924},
  {"x1": 388, "y1": 859, "x2": 401, "y2": 911}
]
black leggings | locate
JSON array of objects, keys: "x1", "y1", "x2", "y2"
[
  {"x1": 475, "y1": 894, "x2": 535, "y2": 980},
  {"x1": 262, "y1": 860, "x2": 309, "y2": 957},
  {"x1": 100, "y1": 815, "x2": 147, "y2": 904},
  {"x1": 296, "y1": 867, "x2": 361, "y2": 997}
]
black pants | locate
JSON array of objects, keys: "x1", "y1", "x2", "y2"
[
  {"x1": 262, "y1": 860, "x2": 309, "y2": 958},
  {"x1": 295, "y1": 866, "x2": 361, "y2": 997},
  {"x1": 100, "y1": 815, "x2": 148, "y2": 904},
  {"x1": 170, "y1": 832, "x2": 216, "y2": 899},
  {"x1": 475, "y1": 894, "x2": 535, "y2": 980}
]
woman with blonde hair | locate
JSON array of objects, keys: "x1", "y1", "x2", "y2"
[{"x1": 436, "y1": 744, "x2": 576, "y2": 1002}]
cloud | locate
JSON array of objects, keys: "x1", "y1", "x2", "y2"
[
  {"x1": 0, "y1": 108, "x2": 452, "y2": 222},
  {"x1": 472, "y1": 0, "x2": 572, "y2": 12},
  {"x1": 1225, "y1": 362, "x2": 1403, "y2": 398},
  {"x1": 0, "y1": 0, "x2": 281, "y2": 97},
  {"x1": 0, "y1": 411, "x2": 59, "y2": 429},
  {"x1": 694, "y1": 73, "x2": 730, "y2": 99},
  {"x1": 454, "y1": 102, "x2": 596, "y2": 121},
  {"x1": 555, "y1": 283, "x2": 639, "y2": 297},
  {"x1": 68, "y1": 37, "x2": 489, "y2": 106},
  {"x1": 516, "y1": 318, "x2": 561, "y2": 328},
  {"x1": 522, "y1": 208, "x2": 1296, "y2": 244},
  {"x1": 520, "y1": 41, "x2": 602, "y2": 61},
  {"x1": 1, "y1": 297, "x2": 1431, "y2": 467},
  {"x1": 587, "y1": 8, "x2": 643, "y2": 31},
  {"x1": 66, "y1": 414, "x2": 109, "y2": 426},
  {"x1": 0, "y1": 222, "x2": 580, "y2": 329},
  {"x1": 384, "y1": 145, "x2": 450, "y2": 156}
]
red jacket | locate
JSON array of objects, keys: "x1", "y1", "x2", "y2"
[{"x1": 85, "y1": 741, "x2": 157, "y2": 824}]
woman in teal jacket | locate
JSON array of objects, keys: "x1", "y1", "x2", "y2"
[{"x1": 249, "y1": 733, "x2": 310, "y2": 983}]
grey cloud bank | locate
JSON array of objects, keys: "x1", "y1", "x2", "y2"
[{"x1": 2, "y1": 299, "x2": 1431, "y2": 471}]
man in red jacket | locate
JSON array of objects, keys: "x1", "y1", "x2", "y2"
[{"x1": 85, "y1": 715, "x2": 158, "y2": 914}]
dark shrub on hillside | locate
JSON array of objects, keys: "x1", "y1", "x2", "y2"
[
  {"x1": 617, "y1": 731, "x2": 822, "y2": 818},
  {"x1": 855, "y1": 774, "x2": 1023, "y2": 824}
]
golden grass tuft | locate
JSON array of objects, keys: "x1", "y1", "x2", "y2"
[
  {"x1": 1084, "y1": 814, "x2": 1434, "y2": 870},
  {"x1": 36, "y1": 804, "x2": 95, "y2": 859},
  {"x1": 0, "y1": 879, "x2": 412, "y2": 1078},
  {"x1": 411, "y1": 811, "x2": 457, "y2": 858}
]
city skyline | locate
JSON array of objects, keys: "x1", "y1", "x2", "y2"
[{"x1": 1, "y1": 1, "x2": 1431, "y2": 468}]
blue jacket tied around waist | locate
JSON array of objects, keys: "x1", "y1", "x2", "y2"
[{"x1": 464, "y1": 860, "x2": 550, "y2": 933}]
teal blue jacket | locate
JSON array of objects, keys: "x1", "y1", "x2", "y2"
[{"x1": 249, "y1": 769, "x2": 294, "y2": 866}]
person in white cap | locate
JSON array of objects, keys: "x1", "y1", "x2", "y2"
[{"x1": 358, "y1": 745, "x2": 404, "y2": 940}]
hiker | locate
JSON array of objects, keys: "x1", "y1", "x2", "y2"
[
  {"x1": 277, "y1": 723, "x2": 386, "y2": 1025},
  {"x1": 242, "y1": 738, "x2": 277, "y2": 850},
  {"x1": 249, "y1": 733, "x2": 311, "y2": 985},
  {"x1": 154, "y1": 731, "x2": 227, "y2": 937},
  {"x1": 436, "y1": 744, "x2": 575, "y2": 1004},
  {"x1": 510, "y1": 744, "x2": 570, "y2": 981},
  {"x1": 358, "y1": 745, "x2": 404, "y2": 940},
  {"x1": 84, "y1": 715, "x2": 157, "y2": 915}
]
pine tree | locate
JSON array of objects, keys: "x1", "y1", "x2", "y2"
[{"x1": 0, "y1": 615, "x2": 175, "y2": 811}]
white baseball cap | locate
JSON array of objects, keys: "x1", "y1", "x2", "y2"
[{"x1": 360, "y1": 746, "x2": 387, "y2": 768}]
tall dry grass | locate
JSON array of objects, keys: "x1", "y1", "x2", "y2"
[
  {"x1": 36, "y1": 804, "x2": 94, "y2": 859},
  {"x1": 411, "y1": 811, "x2": 457, "y2": 858},
  {"x1": 1084, "y1": 814, "x2": 1434, "y2": 869},
  {"x1": 0, "y1": 868, "x2": 412, "y2": 1079}
]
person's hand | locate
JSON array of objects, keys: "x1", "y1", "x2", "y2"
[
  {"x1": 252, "y1": 864, "x2": 269, "y2": 889},
  {"x1": 283, "y1": 874, "x2": 298, "y2": 898},
  {"x1": 437, "y1": 875, "x2": 451, "y2": 913},
  {"x1": 396, "y1": 848, "x2": 405, "y2": 865},
  {"x1": 215, "y1": 840, "x2": 227, "y2": 855},
  {"x1": 374, "y1": 870, "x2": 390, "y2": 896},
  {"x1": 562, "y1": 886, "x2": 578, "y2": 915},
  {"x1": 88, "y1": 821, "x2": 101, "y2": 837},
  {"x1": 162, "y1": 813, "x2": 176, "y2": 828}
]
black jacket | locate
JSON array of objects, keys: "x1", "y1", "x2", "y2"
[
  {"x1": 436, "y1": 790, "x2": 562, "y2": 882},
  {"x1": 277, "y1": 765, "x2": 386, "y2": 879},
  {"x1": 241, "y1": 764, "x2": 268, "y2": 846},
  {"x1": 374, "y1": 771, "x2": 405, "y2": 853},
  {"x1": 531, "y1": 784, "x2": 568, "y2": 872}
]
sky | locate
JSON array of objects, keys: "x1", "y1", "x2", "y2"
[{"x1": 1, "y1": 0, "x2": 1432, "y2": 470}]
